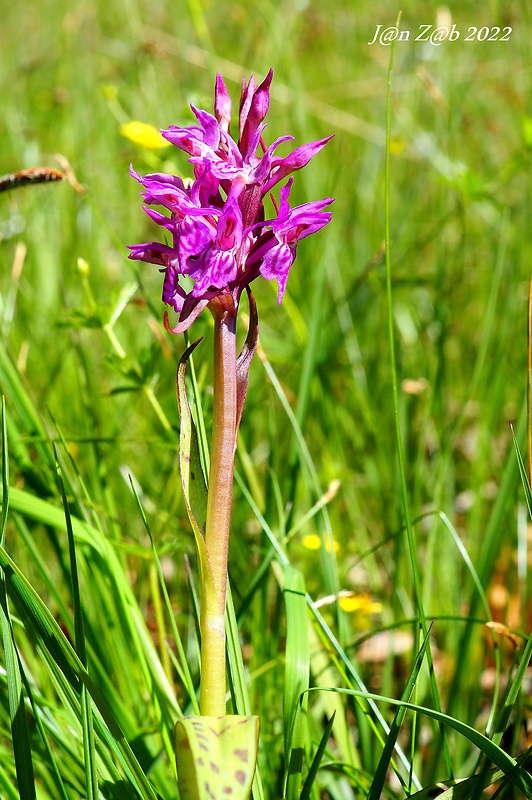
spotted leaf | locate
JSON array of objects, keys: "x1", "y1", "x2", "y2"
[{"x1": 175, "y1": 715, "x2": 259, "y2": 800}]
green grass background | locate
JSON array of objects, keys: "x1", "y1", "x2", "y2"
[{"x1": 1, "y1": 0, "x2": 531, "y2": 798}]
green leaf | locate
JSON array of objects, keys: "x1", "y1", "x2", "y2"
[
  {"x1": 1, "y1": 397, "x2": 8, "y2": 546},
  {"x1": 407, "y1": 768, "x2": 504, "y2": 799},
  {"x1": 511, "y1": 423, "x2": 532, "y2": 519},
  {"x1": 106, "y1": 282, "x2": 138, "y2": 328},
  {"x1": 0, "y1": 345, "x2": 56, "y2": 487},
  {"x1": 19, "y1": 667, "x2": 71, "y2": 800},
  {"x1": 137, "y1": 342, "x2": 163, "y2": 378},
  {"x1": 0, "y1": 398, "x2": 36, "y2": 799},
  {"x1": 129, "y1": 475, "x2": 198, "y2": 716},
  {"x1": 56, "y1": 308, "x2": 104, "y2": 329},
  {"x1": 235, "y1": 470, "x2": 419, "y2": 787},
  {"x1": 299, "y1": 712, "x2": 335, "y2": 800},
  {"x1": 0, "y1": 544, "x2": 160, "y2": 800},
  {"x1": 0, "y1": 599, "x2": 33, "y2": 798},
  {"x1": 367, "y1": 623, "x2": 433, "y2": 800},
  {"x1": 2, "y1": 484, "x2": 104, "y2": 552},
  {"x1": 175, "y1": 715, "x2": 259, "y2": 800},
  {"x1": 176, "y1": 338, "x2": 214, "y2": 596},
  {"x1": 312, "y1": 687, "x2": 532, "y2": 797},
  {"x1": 490, "y1": 623, "x2": 532, "y2": 748},
  {"x1": 283, "y1": 565, "x2": 309, "y2": 800},
  {"x1": 104, "y1": 353, "x2": 143, "y2": 384},
  {"x1": 55, "y1": 454, "x2": 98, "y2": 799},
  {"x1": 0, "y1": 759, "x2": 23, "y2": 800}
]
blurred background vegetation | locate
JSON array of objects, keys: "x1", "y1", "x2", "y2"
[{"x1": 1, "y1": 0, "x2": 531, "y2": 796}]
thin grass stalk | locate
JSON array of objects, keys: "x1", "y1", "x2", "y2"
[
  {"x1": 383, "y1": 22, "x2": 452, "y2": 777},
  {"x1": 446, "y1": 400, "x2": 526, "y2": 721}
]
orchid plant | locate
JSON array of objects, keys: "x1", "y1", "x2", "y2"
[{"x1": 129, "y1": 69, "x2": 333, "y2": 798}]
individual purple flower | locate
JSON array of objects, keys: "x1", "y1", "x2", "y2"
[
  {"x1": 128, "y1": 69, "x2": 333, "y2": 332},
  {"x1": 256, "y1": 179, "x2": 333, "y2": 303}
]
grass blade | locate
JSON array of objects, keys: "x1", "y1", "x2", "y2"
[
  {"x1": 1, "y1": 397, "x2": 8, "y2": 545},
  {"x1": 367, "y1": 622, "x2": 433, "y2": 800},
  {"x1": 225, "y1": 580, "x2": 265, "y2": 800},
  {"x1": 0, "y1": 398, "x2": 36, "y2": 799},
  {"x1": 0, "y1": 544, "x2": 160, "y2": 800},
  {"x1": 299, "y1": 712, "x2": 336, "y2": 800},
  {"x1": 511, "y1": 422, "x2": 532, "y2": 518},
  {"x1": 55, "y1": 453, "x2": 98, "y2": 799},
  {"x1": 407, "y1": 768, "x2": 504, "y2": 799},
  {"x1": 283, "y1": 565, "x2": 310, "y2": 800},
  {"x1": 383, "y1": 15, "x2": 451, "y2": 776},
  {"x1": 314, "y1": 687, "x2": 532, "y2": 797},
  {"x1": 129, "y1": 474, "x2": 198, "y2": 715},
  {"x1": 19, "y1": 666, "x2": 71, "y2": 800},
  {"x1": 235, "y1": 467, "x2": 421, "y2": 789},
  {"x1": 0, "y1": 589, "x2": 36, "y2": 800}
]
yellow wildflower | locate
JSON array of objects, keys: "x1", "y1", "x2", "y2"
[
  {"x1": 339, "y1": 593, "x2": 382, "y2": 615},
  {"x1": 301, "y1": 533, "x2": 339, "y2": 553},
  {"x1": 120, "y1": 121, "x2": 171, "y2": 150}
]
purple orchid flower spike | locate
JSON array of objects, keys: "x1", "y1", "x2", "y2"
[
  {"x1": 128, "y1": 69, "x2": 333, "y2": 332},
  {"x1": 128, "y1": 73, "x2": 334, "y2": 738}
]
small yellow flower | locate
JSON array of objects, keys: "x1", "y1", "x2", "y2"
[
  {"x1": 120, "y1": 121, "x2": 171, "y2": 150},
  {"x1": 390, "y1": 136, "x2": 404, "y2": 155},
  {"x1": 523, "y1": 116, "x2": 532, "y2": 148},
  {"x1": 302, "y1": 534, "x2": 320, "y2": 550},
  {"x1": 301, "y1": 533, "x2": 339, "y2": 553},
  {"x1": 339, "y1": 593, "x2": 382, "y2": 615},
  {"x1": 103, "y1": 84, "x2": 118, "y2": 101}
]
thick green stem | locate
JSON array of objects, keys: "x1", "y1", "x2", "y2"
[{"x1": 200, "y1": 296, "x2": 237, "y2": 716}]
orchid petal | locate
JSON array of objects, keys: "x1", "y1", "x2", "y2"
[
  {"x1": 162, "y1": 265, "x2": 187, "y2": 311},
  {"x1": 240, "y1": 69, "x2": 273, "y2": 157},
  {"x1": 215, "y1": 74, "x2": 232, "y2": 132},
  {"x1": 178, "y1": 217, "x2": 214, "y2": 265},
  {"x1": 127, "y1": 242, "x2": 176, "y2": 267},
  {"x1": 190, "y1": 105, "x2": 221, "y2": 149},
  {"x1": 263, "y1": 135, "x2": 335, "y2": 193},
  {"x1": 192, "y1": 249, "x2": 237, "y2": 295},
  {"x1": 259, "y1": 242, "x2": 293, "y2": 303}
]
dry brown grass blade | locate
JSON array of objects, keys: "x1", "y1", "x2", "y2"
[{"x1": 0, "y1": 167, "x2": 64, "y2": 193}]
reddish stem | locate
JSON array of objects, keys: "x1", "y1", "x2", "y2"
[{"x1": 199, "y1": 295, "x2": 237, "y2": 716}]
